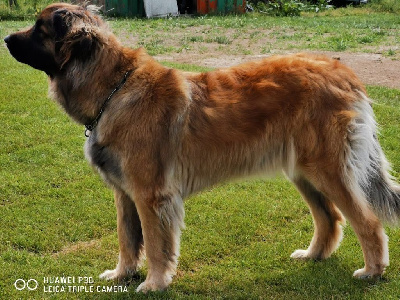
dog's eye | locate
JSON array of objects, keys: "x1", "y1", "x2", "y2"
[
  {"x1": 39, "y1": 27, "x2": 50, "y2": 38},
  {"x1": 32, "y1": 23, "x2": 50, "y2": 40}
]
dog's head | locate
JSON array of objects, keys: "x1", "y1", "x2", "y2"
[{"x1": 4, "y1": 3, "x2": 105, "y2": 78}]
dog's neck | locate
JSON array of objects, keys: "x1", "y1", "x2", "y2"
[
  {"x1": 84, "y1": 69, "x2": 132, "y2": 137},
  {"x1": 49, "y1": 44, "x2": 135, "y2": 126}
]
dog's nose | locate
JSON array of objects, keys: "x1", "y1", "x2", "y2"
[{"x1": 4, "y1": 35, "x2": 10, "y2": 44}]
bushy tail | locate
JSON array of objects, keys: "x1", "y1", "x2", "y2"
[
  {"x1": 345, "y1": 93, "x2": 400, "y2": 225},
  {"x1": 364, "y1": 166, "x2": 400, "y2": 225}
]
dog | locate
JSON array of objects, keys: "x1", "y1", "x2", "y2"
[{"x1": 5, "y1": 3, "x2": 400, "y2": 293}]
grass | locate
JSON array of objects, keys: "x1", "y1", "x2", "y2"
[
  {"x1": 1, "y1": 7, "x2": 400, "y2": 299},
  {"x1": 0, "y1": 0, "x2": 57, "y2": 20},
  {"x1": 368, "y1": 0, "x2": 400, "y2": 14},
  {"x1": 109, "y1": 10, "x2": 399, "y2": 57},
  {"x1": 1, "y1": 4, "x2": 399, "y2": 57}
]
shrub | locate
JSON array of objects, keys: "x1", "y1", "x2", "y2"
[
  {"x1": 252, "y1": 0, "x2": 331, "y2": 16},
  {"x1": 0, "y1": 0, "x2": 71, "y2": 20},
  {"x1": 368, "y1": 0, "x2": 400, "y2": 14}
]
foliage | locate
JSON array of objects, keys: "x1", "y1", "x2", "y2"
[
  {"x1": 368, "y1": 0, "x2": 400, "y2": 13},
  {"x1": 0, "y1": 0, "x2": 70, "y2": 20},
  {"x1": 2, "y1": 0, "x2": 399, "y2": 20},
  {"x1": 249, "y1": 0, "x2": 399, "y2": 15},
  {"x1": 257, "y1": 0, "x2": 304, "y2": 16},
  {"x1": 252, "y1": 0, "x2": 332, "y2": 16}
]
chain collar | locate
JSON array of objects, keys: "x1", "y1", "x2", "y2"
[{"x1": 84, "y1": 70, "x2": 132, "y2": 137}]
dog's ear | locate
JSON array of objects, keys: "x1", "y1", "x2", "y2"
[
  {"x1": 53, "y1": 9, "x2": 69, "y2": 40},
  {"x1": 53, "y1": 8, "x2": 97, "y2": 69}
]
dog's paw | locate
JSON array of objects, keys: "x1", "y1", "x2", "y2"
[
  {"x1": 290, "y1": 249, "x2": 311, "y2": 260},
  {"x1": 136, "y1": 280, "x2": 168, "y2": 293},
  {"x1": 99, "y1": 269, "x2": 124, "y2": 281},
  {"x1": 353, "y1": 268, "x2": 384, "y2": 280},
  {"x1": 135, "y1": 275, "x2": 172, "y2": 293},
  {"x1": 99, "y1": 265, "x2": 139, "y2": 281}
]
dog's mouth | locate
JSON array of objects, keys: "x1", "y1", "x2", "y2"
[
  {"x1": 4, "y1": 34, "x2": 22, "y2": 58},
  {"x1": 4, "y1": 33, "x2": 58, "y2": 78},
  {"x1": 4, "y1": 34, "x2": 26, "y2": 67},
  {"x1": 3, "y1": 35, "x2": 16, "y2": 58}
]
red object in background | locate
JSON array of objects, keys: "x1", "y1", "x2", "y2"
[
  {"x1": 197, "y1": 0, "x2": 217, "y2": 14},
  {"x1": 197, "y1": 0, "x2": 246, "y2": 15}
]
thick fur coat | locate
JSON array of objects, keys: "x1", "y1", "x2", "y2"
[{"x1": 5, "y1": 3, "x2": 400, "y2": 293}]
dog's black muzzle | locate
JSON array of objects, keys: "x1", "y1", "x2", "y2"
[{"x1": 4, "y1": 32, "x2": 58, "y2": 77}]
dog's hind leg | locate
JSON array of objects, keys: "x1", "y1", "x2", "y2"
[
  {"x1": 309, "y1": 171, "x2": 389, "y2": 278},
  {"x1": 134, "y1": 192, "x2": 185, "y2": 293},
  {"x1": 328, "y1": 177, "x2": 389, "y2": 278},
  {"x1": 290, "y1": 176, "x2": 345, "y2": 260},
  {"x1": 100, "y1": 189, "x2": 144, "y2": 281}
]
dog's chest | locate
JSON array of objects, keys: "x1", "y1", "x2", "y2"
[{"x1": 84, "y1": 133, "x2": 122, "y2": 187}]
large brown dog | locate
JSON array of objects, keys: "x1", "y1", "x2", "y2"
[{"x1": 5, "y1": 3, "x2": 400, "y2": 293}]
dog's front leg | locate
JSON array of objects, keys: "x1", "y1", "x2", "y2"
[
  {"x1": 134, "y1": 192, "x2": 185, "y2": 293},
  {"x1": 100, "y1": 189, "x2": 144, "y2": 281}
]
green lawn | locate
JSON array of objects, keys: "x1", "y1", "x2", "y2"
[
  {"x1": 1, "y1": 10, "x2": 400, "y2": 299},
  {"x1": 109, "y1": 10, "x2": 400, "y2": 58},
  {"x1": 1, "y1": 8, "x2": 399, "y2": 58}
]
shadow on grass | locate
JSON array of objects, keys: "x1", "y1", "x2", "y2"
[{"x1": 92, "y1": 257, "x2": 391, "y2": 299}]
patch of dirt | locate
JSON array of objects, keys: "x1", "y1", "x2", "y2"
[
  {"x1": 155, "y1": 51, "x2": 400, "y2": 90},
  {"x1": 51, "y1": 239, "x2": 100, "y2": 257},
  {"x1": 114, "y1": 18, "x2": 399, "y2": 90}
]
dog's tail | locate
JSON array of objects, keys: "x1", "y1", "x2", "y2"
[{"x1": 344, "y1": 92, "x2": 400, "y2": 225}]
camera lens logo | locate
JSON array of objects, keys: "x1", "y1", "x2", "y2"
[{"x1": 14, "y1": 279, "x2": 38, "y2": 291}]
